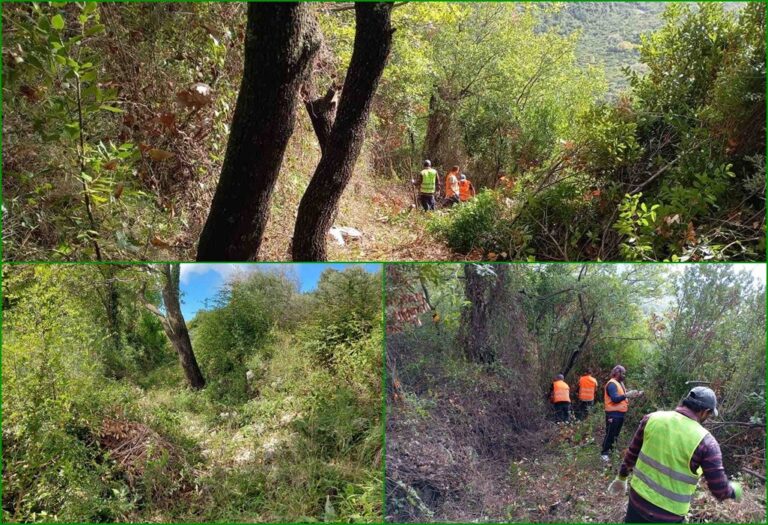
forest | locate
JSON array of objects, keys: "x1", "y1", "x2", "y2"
[
  {"x1": 2, "y1": 264, "x2": 383, "y2": 522},
  {"x1": 386, "y1": 263, "x2": 766, "y2": 522},
  {"x1": 2, "y1": 2, "x2": 764, "y2": 262}
]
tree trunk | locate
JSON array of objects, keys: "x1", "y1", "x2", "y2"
[
  {"x1": 560, "y1": 265, "x2": 595, "y2": 378},
  {"x1": 459, "y1": 264, "x2": 509, "y2": 364},
  {"x1": 291, "y1": 3, "x2": 394, "y2": 261},
  {"x1": 159, "y1": 264, "x2": 206, "y2": 390},
  {"x1": 423, "y1": 87, "x2": 465, "y2": 169},
  {"x1": 197, "y1": 3, "x2": 321, "y2": 261}
]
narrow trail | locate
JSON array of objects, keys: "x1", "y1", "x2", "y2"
[{"x1": 260, "y1": 174, "x2": 459, "y2": 261}]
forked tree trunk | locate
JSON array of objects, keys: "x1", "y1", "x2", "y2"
[
  {"x1": 197, "y1": 3, "x2": 321, "y2": 261},
  {"x1": 304, "y1": 84, "x2": 340, "y2": 155},
  {"x1": 291, "y1": 3, "x2": 394, "y2": 261}
]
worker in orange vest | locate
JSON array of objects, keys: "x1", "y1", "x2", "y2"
[
  {"x1": 458, "y1": 173, "x2": 475, "y2": 202},
  {"x1": 601, "y1": 365, "x2": 643, "y2": 461},
  {"x1": 575, "y1": 369, "x2": 598, "y2": 420},
  {"x1": 550, "y1": 373, "x2": 571, "y2": 423},
  {"x1": 443, "y1": 165, "x2": 461, "y2": 207}
]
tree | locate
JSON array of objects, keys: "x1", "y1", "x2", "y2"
[
  {"x1": 143, "y1": 264, "x2": 206, "y2": 389},
  {"x1": 196, "y1": 3, "x2": 321, "y2": 261},
  {"x1": 291, "y1": 3, "x2": 395, "y2": 261},
  {"x1": 459, "y1": 264, "x2": 510, "y2": 363}
]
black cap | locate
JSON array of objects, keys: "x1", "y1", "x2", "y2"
[{"x1": 685, "y1": 386, "x2": 718, "y2": 416}]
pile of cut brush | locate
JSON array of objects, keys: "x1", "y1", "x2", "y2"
[{"x1": 99, "y1": 417, "x2": 191, "y2": 502}]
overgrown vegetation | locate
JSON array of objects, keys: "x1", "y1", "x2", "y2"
[
  {"x1": 430, "y1": 3, "x2": 765, "y2": 261},
  {"x1": 2, "y1": 264, "x2": 383, "y2": 522},
  {"x1": 2, "y1": 3, "x2": 763, "y2": 262},
  {"x1": 386, "y1": 263, "x2": 766, "y2": 522}
]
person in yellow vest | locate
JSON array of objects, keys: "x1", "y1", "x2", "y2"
[
  {"x1": 601, "y1": 365, "x2": 643, "y2": 461},
  {"x1": 413, "y1": 159, "x2": 440, "y2": 211},
  {"x1": 458, "y1": 173, "x2": 476, "y2": 202},
  {"x1": 575, "y1": 369, "x2": 598, "y2": 420},
  {"x1": 607, "y1": 387, "x2": 743, "y2": 523},
  {"x1": 550, "y1": 373, "x2": 571, "y2": 423},
  {"x1": 443, "y1": 166, "x2": 461, "y2": 207}
]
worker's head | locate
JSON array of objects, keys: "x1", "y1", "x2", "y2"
[
  {"x1": 555, "y1": 373, "x2": 564, "y2": 381},
  {"x1": 460, "y1": 173, "x2": 467, "y2": 181},
  {"x1": 450, "y1": 165, "x2": 460, "y2": 174},
  {"x1": 682, "y1": 386, "x2": 718, "y2": 422},
  {"x1": 423, "y1": 159, "x2": 432, "y2": 168},
  {"x1": 611, "y1": 365, "x2": 626, "y2": 381}
]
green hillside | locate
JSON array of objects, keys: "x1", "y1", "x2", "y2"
[{"x1": 544, "y1": 2, "x2": 744, "y2": 94}]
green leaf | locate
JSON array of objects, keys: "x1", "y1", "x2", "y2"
[
  {"x1": 51, "y1": 14, "x2": 65, "y2": 31},
  {"x1": 99, "y1": 105, "x2": 124, "y2": 113}
]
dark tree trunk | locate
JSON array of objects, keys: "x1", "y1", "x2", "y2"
[
  {"x1": 159, "y1": 264, "x2": 206, "y2": 390},
  {"x1": 459, "y1": 264, "x2": 509, "y2": 364},
  {"x1": 560, "y1": 265, "x2": 595, "y2": 378},
  {"x1": 291, "y1": 3, "x2": 394, "y2": 261},
  {"x1": 423, "y1": 87, "x2": 465, "y2": 169},
  {"x1": 197, "y1": 3, "x2": 321, "y2": 261}
]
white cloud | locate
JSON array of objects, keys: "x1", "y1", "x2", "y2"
[
  {"x1": 179, "y1": 263, "x2": 242, "y2": 284},
  {"x1": 179, "y1": 263, "x2": 289, "y2": 285}
]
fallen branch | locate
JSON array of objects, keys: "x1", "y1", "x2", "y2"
[
  {"x1": 711, "y1": 421, "x2": 765, "y2": 428},
  {"x1": 743, "y1": 468, "x2": 766, "y2": 482}
]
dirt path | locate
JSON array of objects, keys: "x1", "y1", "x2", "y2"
[{"x1": 260, "y1": 174, "x2": 459, "y2": 261}]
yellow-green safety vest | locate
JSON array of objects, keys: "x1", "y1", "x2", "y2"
[
  {"x1": 630, "y1": 410, "x2": 708, "y2": 516},
  {"x1": 420, "y1": 168, "x2": 437, "y2": 194}
]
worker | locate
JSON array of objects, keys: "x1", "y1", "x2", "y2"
[
  {"x1": 607, "y1": 387, "x2": 743, "y2": 523},
  {"x1": 413, "y1": 160, "x2": 440, "y2": 211},
  {"x1": 443, "y1": 165, "x2": 461, "y2": 207},
  {"x1": 458, "y1": 173, "x2": 476, "y2": 202},
  {"x1": 575, "y1": 369, "x2": 598, "y2": 420},
  {"x1": 550, "y1": 373, "x2": 571, "y2": 423},
  {"x1": 601, "y1": 365, "x2": 642, "y2": 461}
]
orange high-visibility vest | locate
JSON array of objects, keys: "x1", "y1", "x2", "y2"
[
  {"x1": 578, "y1": 375, "x2": 598, "y2": 401},
  {"x1": 604, "y1": 378, "x2": 629, "y2": 412},
  {"x1": 459, "y1": 179, "x2": 473, "y2": 201},
  {"x1": 445, "y1": 174, "x2": 459, "y2": 198},
  {"x1": 551, "y1": 380, "x2": 570, "y2": 403}
]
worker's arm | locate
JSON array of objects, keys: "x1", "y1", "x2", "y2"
[
  {"x1": 413, "y1": 172, "x2": 422, "y2": 187},
  {"x1": 606, "y1": 382, "x2": 627, "y2": 404},
  {"x1": 694, "y1": 435, "x2": 737, "y2": 501},
  {"x1": 619, "y1": 414, "x2": 650, "y2": 477},
  {"x1": 471, "y1": 183, "x2": 476, "y2": 197}
]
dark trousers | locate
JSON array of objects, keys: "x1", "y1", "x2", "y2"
[
  {"x1": 575, "y1": 400, "x2": 593, "y2": 420},
  {"x1": 442, "y1": 195, "x2": 460, "y2": 207},
  {"x1": 625, "y1": 496, "x2": 683, "y2": 523},
  {"x1": 419, "y1": 194, "x2": 436, "y2": 211},
  {"x1": 554, "y1": 402, "x2": 570, "y2": 422},
  {"x1": 601, "y1": 413, "x2": 624, "y2": 454}
]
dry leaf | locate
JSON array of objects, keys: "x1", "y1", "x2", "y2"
[
  {"x1": 113, "y1": 183, "x2": 124, "y2": 200},
  {"x1": 685, "y1": 222, "x2": 697, "y2": 245},
  {"x1": 158, "y1": 112, "x2": 176, "y2": 129},
  {"x1": 148, "y1": 148, "x2": 175, "y2": 161},
  {"x1": 176, "y1": 83, "x2": 213, "y2": 109},
  {"x1": 104, "y1": 159, "x2": 119, "y2": 170},
  {"x1": 150, "y1": 236, "x2": 171, "y2": 248}
]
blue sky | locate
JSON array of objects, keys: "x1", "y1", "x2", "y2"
[{"x1": 178, "y1": 263, "x2": 381, "y2": 319}]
